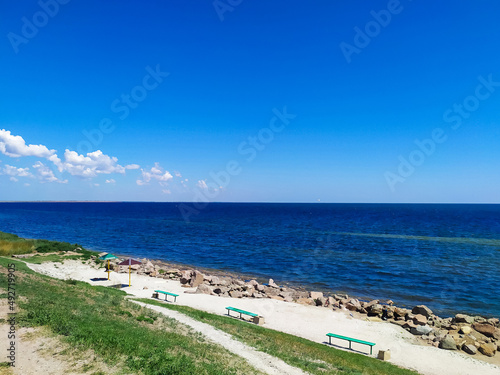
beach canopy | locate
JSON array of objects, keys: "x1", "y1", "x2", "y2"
[
  {"x1": 118, "y1": 258, "x2": 142, "y2": 286},
  {"x1": 117, "y1": 258, "x2": 142, "y2": 266},
  {"x1": 99, "y1": 253, "x2": 118, "y2": 280},
  {"x1": 99, "y1": 253, "x2": 118, "y2": 261}
]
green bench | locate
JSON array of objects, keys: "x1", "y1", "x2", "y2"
[
  {"x1": 226, "y1": 306, "x2": 258, "y2": 320},
  {"x1": 326, "y1": 333, "x2": 376, "y2": 355},
  {"x1": 153, "y1": 290, "x2": 179, "y2": 302}
]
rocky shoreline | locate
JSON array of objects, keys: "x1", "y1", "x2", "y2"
[{"x1": 105, "y1": 255, "x2": 499, "y2": 359}]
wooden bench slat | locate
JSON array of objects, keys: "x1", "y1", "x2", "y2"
[
  {"x1": 226, "y1": 306, "x2": 258, "y2": 317},
  {"x1": 326, "y1": 333, "x2": 375, "y2": 355},
  {"x1": 326, "y1": 333, "x2": 375, "y2": 346},
  {"x1": 155, "y1": 290, "x2": 179, "y2": 297},
  {"x1": 152, "y1": 290, "x2": 178, "y2": 302}
]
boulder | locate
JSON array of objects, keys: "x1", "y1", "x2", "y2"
[
  {"x1": 439, "y1": 335, "x2": 457, "y2": 350},
  {"x1": 180, "y1": 270, "x2": 192, "y2": 285},
  {"x1": 368, "y1": 304, "x2": 383, "y2": 317},
  {"x1": 345, "y1": 299, "x2": 362, "y2": 311},
  {"x1": 210, "y1": 276, "x2": 221, "y2": 285},
  {"x1": 479, "y1": 343, "x2": 496, "y2": 357},
  {"x1": 411, "y1": 325, "x2": 433, "y2": 336},
  {"x1": 195, "y1": 284, "x2": 212, "y2": 295},
  {"x1": 364, "y1": 300, "x2": 379, "y2": 309},
  {"x1": 459, "y1": 326, "x2": 472, "y2": 335},
  {"x1": 256, "y1": 284, "x2": 265, "y2": 292},
  {"x1": 412, "y1": 305, "x2": 433, "y2": 318},
  {"x1": 268, "y1": 278, "x2": 279, "y2": 288},
  {"x1": 229, "y1": 290, "x2": 243, "y2": 298},
  {"x1": 455, "y1": 314, "x2": 474, "y2": 324},
  {"x1": 297, "y1": 297, "x2": 315, "y2": 306},
  {"x1": 190, "y1": 271, "x2": 205, "y2": 288},
  {"x1": 487, "y1": 318, "x2": 499, "y2": 327},
  {"x1": 264, "y1": 286, "x2": 280, "y2": 296},
  {"x1": 248, "y1": 279, "x2": 259, "y2": 287},
  {"x1": 473, "y1": 323, "x2": 500, "y2": 339},
  {"x1": 462, "y1": 344, "x2": 478, "y2": 355},
  {"x1": 413, "y1": 314, "x2": 428, "y2": 326},
  {"x1": 310, "y1": 291, "x2": 324, "y2": 300},
  {"x1": 394, "y1": 307, "x2": 408, "y2": 318}
]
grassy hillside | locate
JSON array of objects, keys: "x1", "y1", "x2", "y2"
[
  {"x1": 0, "y1": 231, "x2": 95, "y2": 259},
  {"x1": 138, "y1": 299, "x2": 421, "y2": 375},
  {"x1": 0, "y1": 257, "x2": 263, "y2": 375}
]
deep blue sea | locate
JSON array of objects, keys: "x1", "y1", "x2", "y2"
[{"x1": 1, "y1": 202, "x2": 499, "y2": 318}]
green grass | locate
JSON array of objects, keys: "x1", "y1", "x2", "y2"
[
  {"x1": 0, "y1": 257, "x2": 263, "y2": 375},
  {"x1": 0, "y1": 231, "x2": 95, "y2": 259},
  {"x1": 137, "y1": 299, "x2": 421, "y2": 375}
]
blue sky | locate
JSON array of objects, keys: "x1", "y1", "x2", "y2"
[{"x1": 1, "y1": 0, "x2": 500, "y2": 203}]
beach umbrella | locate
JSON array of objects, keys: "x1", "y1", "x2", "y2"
[
  {"x1": 99, "y1": 253, "x2": 118, "y2": 280},
  {"x1": 117, "y1": 258, "x2": 142, "y2": 287}
]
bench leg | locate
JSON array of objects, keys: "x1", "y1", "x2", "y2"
[
  {"x1": 329, "y1": 336, "x2": 331, "y2": 345},
  {"x1": 349, "y1": 341, "x2": 352, "y2": 350},
  {"x1": 370, "y1": 346, "x2": 372, "y2": 355},
  {"x1": 174, "y1": 296, "x2": 177, "y2": 302}
]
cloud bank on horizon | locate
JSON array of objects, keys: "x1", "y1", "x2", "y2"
[{"x1": 0, "y1": 129, "x2": 194, "y2": 193}]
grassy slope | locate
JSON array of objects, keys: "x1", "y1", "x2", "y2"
[
  {"x1": 137, "y1": 299, "x2": 422, "y2": 375},
  {"x1": 0, "y1": 231, "x2": 94, "y2": 258},
  {"x1": 0, "y1": 258, "x2": 263, "y2": 375}
]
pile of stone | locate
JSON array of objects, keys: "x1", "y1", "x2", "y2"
[{"x1": 101, "y1": 256, "x2": 499, "y2": 358}]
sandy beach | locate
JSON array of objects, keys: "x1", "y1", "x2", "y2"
[{"x1": 23, "y1": 259, "x2": 500, "y2": 375}]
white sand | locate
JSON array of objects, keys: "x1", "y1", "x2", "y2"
[{"x1": 27, "y1": 260, "x2": 500, "y2": 375}]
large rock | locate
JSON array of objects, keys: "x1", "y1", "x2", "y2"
[
  {"x1": 411, "y1": 325, "x2": 433, "y2": 336},
  {"x1": 459, "y1": 326, "x2": 472, "y2": 335},
  {"x1": 180, "y1": 270, "x2": 192, "y2": 285},
  {"x1": 264, "y1": 286, "x2": 280, "y2": 296},
  {"x1": 413, "y1": 314, "x2": 428, "y2": 326},
  {"x1": 364, "y1": 300, "x2": 379, "y2": 309},
  {"x1": 210, "y1": 276, "x2": 221, "y2": 285},
  {"x1": 439, "y1": 335, "x2": 457, "y2": 350},
  {"x1": 345, "y1": 299, "x2": 362, "y2": 311},
  {"x1": 310, "y1": 291, "x2": 324, "y2": 300},
  {"x1": 195, "y1": 284, "x2": 213, "y2": 295},
  {"x1": 412, "y1": 305, "x2": 433, "y2": 318},
  {"x1": 229, "y1": 290, "x2": 243, "y2": 298},
  {"x1": 256, "y1": 284, "x2": 265, "y2": 292},
  {"x1": 479, "y1": 343, "x2": 497, "y2": 357},
  {"x1": 190, "y1": 270, "x2": 205, "y2": 288},
  {"x1": 368, "y1": 304, "x2": 383, "y2": 317},
  {"x1": 462, "y1": 344, "x2": 478, "y2": 355},
  {"x1": 455, "y1": 314, "x2": 474, "y2": 324},
  {"x1": 394, "y1": 307, "x2": 408, "y2": 319},
  {"x1": 297, "y1": 297, "x2": 315, "y2": 306},
  {"x1": 473, "y1": 323, "x2": 500, "y2": 339},
  {"x1": 268, "y1": 278, "x2": 279, "y2": 288}
]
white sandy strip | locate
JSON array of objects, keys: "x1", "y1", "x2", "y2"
[
  {"x1": 132, "y1": 300, "x2": 307, "y2": 375},
  {"x1": 27, "y1": 260, "x2": 500, "y2": 375}
]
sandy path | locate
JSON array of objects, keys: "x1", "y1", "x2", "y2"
[
  {"x1": 133, "y1": 300, "x2": 307, "y2": 375},
  {"x1": 27, "y1": 260, "x2": 500, "y2": 375}
]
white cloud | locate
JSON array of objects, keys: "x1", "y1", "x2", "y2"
[
  {"x1": 56, "y1": 150, "x2": 126, "y2": 178},
  {"x1": 162, "y1": 189, "x2": 171, "y2": 194},
  {"x1": 174, "y1": 171, "x2": 182, "y2": 178},
  {"x1": 197, "y1": 180, "x2": 208, "y2": 189},
  {"x1": 105, "y1": 179, "x2": 116, "y2": 184},
  {"x1": 33, "y1": 161, "x2": 67, "y2": 184},
  {"x1": 2, "y1": 164, "x2": 33, "y2": 178},
  {"x1": 125, "y1": 164, "x2": 140, "y2": 170},
  {"x1": 0, "y1": 129, "x2": 56, "y2": 159},
  {"x1": 24, "y1": 183, "x2": 30, "y2": 187},
  {"x1": 137, "y1": 162, "x2": 173, "y2": 186},
  {"x1": 10, "y1": 177, "x2": 18, "y2": 182}
]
